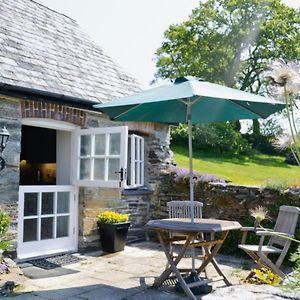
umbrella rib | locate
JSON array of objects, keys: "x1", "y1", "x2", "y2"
[
  {"x1": 229, "y1": 99, "x2": 266, "y2": 119},
  {"x1": 112, "y1": 104, "x2": 141, "y2": 120}
]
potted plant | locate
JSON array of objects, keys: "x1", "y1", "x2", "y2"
[{"x1": 97, "y1": 211, "x2": 130, "y2": 253}]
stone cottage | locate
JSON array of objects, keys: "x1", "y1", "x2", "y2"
[{"x1": 0, "y1": 0, "x2": 173, "y2": 259}]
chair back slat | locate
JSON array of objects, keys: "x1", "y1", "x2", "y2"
[
  {"x1": 167, "y1": 201, "x2": 203, "y2": 219},
  {"x1": 269, "y1": 205, "x2": 300, "y2": 247}
]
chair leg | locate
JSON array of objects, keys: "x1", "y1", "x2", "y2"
[
  {"x1": 243, "y1": 249, "x2": 260, "y2": 263},
  {"x1": 258, "y1": 252, "x2": 285, "y2": 278}
]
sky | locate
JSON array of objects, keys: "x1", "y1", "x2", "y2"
[{"x1": 39, "y1": 0, "x2": 300, "y2": 87}]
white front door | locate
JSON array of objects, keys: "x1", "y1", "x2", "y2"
[{"x1": 17, "y1": 185, "x2": 77, "y2": 259}]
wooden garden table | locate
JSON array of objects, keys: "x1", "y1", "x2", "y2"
[{"x1": 146, "y1": 218, "x2": 241, "y2": 300}]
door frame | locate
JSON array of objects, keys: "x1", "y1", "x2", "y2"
[{"x1": 18, "y1": 118, "x2": 80, "y2": 259}]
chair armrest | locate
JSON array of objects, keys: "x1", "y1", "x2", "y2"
[
  {"x1": 240, "y1": 227, "x2": 272, "y2": 232},
  {"x1": 240, "y1": 227, "x2": 255, "y2": 232},
  {"x1": 240, "y1": 227, "x2": 267, "y2": 244},
  {"x1": 256, "y1": 231, "x2": 294, "y2": 239}
]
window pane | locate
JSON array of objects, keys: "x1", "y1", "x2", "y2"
[
  {"x1": 135, "y1": 137, "x2": 138, "y2": 160},
  {"x1": 24, "y1": 193, "x2": 38, "y2": 216},
  {"x1": 109, "y1": 133, "x2": 120, "y2": 155},
  {"x1": 108, "y1": 158, "x2": 120, "y2": 180},
  {"x1": 95, "y1": 134, "x2": 106, "y2": 155},
  {"x1": 42, "y1": 192, "x2": 54, "y2": 215},
  {"x1": 135, "y1": 162, "x2": 139, "y2": 185},
  {"x1": 57, "y1": 192, "x2": 69, "y2": 214},
  {"x1": 94, "y1": 158, "x2": 105, "y2": 180},
  {"x1": 80, "y1": 158, "x2": 91, "y2": 180},
  {"x1": 41, "y1": 217, "x2": 53, "y2": 240},
  {"x1": 57, "y1": 216, "x2": 69, "y2": 238},
  {"x1": 139, "y1": 138, "x2": 143, "y2": 161},
  {"x1": 80, "y1": 135, "x2": 91, "y2": 156},
  {"x1": 23, "y1": 219, "x2": 37, "y2": 242}
]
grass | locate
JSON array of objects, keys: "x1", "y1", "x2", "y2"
[{"x1": 172, "y1": 144, "x2": 300, "y2": 187}]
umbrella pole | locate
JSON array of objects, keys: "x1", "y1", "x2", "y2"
[{"x1": 187, "y1": 101, "x2": 196, "y2": 273}]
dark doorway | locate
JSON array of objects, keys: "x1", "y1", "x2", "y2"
[{"x1": 20, "y1": 125, "x2": 56, "y2": 185}]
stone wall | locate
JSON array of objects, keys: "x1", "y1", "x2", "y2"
[
  {"x1": 0, "y1": 96, "x2": 22, "y2": 250},
  {"x1": 148, "y1": 173, "x2": 300, "y2": 254}
]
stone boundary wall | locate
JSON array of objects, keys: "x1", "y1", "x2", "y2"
[
  {"x1": 154, "y1": 178, "x2": 300, "y2": 221},
  {"x1": 148, "y1": 174, "x2": 300, "y2": 254}
]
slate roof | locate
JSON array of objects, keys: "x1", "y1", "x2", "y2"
[{"x1": 0, "y1": 0, "x2": 141, "y2": 104}]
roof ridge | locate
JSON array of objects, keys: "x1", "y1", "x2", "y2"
[{"x1": 29, "y1": 0, "x2": 77, "y2": 23}]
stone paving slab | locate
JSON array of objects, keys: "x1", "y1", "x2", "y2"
[{"x1": 5, "y1": 241, "x2": 280, "y2": 300}]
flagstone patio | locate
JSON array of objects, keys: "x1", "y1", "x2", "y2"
[{"x1": 4, "y1": 241, "x2": 295, "y2": 300}]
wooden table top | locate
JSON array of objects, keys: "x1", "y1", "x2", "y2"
[{"x1": 146, "y1": 218, "x2": 241, "y2": 234}]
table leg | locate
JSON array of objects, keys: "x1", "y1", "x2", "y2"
[
  {"x1": 197, "y1": 231, "x2": 231, "y2": 286},
  {"x1": 153, "y1": 231, "x2": 192, "y2": 287},
  {"x1": 210, "y1": 258, "x2": 231, "y2": 286},
  {"x1": 153, "y1": 232, "x2": 197, "y2": 300}
]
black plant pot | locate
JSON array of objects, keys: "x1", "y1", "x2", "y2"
[{"x1": 97, "y1": 222, "x2": 131, "y2": 253}]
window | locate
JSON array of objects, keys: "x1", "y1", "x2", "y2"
[
  {"x1": 76, "y1": 126, "x2": 145, "y2": 189},
  {"x1": 127, "y1": 134, "x2": 144, "y2": 188},
  {"x1": 76, "y1": 126, "x2": 128, "y2": 187}
]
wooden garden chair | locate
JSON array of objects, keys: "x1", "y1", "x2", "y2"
[
  {"x1": 167, "y1": 201, "x2": 208, "y2": 276},
  {"x1": 239, "y1": 205, "x2": 300, "y2": 278}
]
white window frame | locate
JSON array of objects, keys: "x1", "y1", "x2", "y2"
[
  {"x1": 75, "y1": 126, "x2": 128, "y2": 188},
  {"x1": 127, "y1": 134, "x2": 144, "y2": 188}
]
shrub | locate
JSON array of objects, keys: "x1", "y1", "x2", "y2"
[
  {"x1": 98, "y1": 211, "x2": 128, "y2": 224},
  {"x1": 282, "y1": 246, "x2": 300, "y2": 291},
  {"x1": 171, "y1": 167, "x2": 225, "y2": 187},
  {"x1": 0, "y1": 210, "x2": 11, "y2": 261},
  {"x1": 171, "y1": 122, "x2": 251, "y2": 154}
]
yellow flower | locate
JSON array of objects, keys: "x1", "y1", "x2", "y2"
[
  {"x1": 98, "y1": 211, "x2": 129, "y2": 224},
  {"x1": 241, "y1": 267, "x2": 281, "y2": 285}
]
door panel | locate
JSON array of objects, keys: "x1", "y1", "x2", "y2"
[{"x1": 17, "y1": 185, "x2": 77, "y2": 259}]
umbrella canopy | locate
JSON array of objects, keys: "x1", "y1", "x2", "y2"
[
  {"x1": 94, "y1": 77, "x2": 284, "y2": 125},
  {"x1": 94, "y1": 76, "x2": 285, "y2": 274}
]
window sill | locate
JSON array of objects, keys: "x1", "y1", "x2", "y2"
[{"x1": 122, "y1": 187, "x2": 153, "y2": 196}]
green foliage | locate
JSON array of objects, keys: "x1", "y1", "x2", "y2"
[
  {"x1": 171, "y1": 122, "x2": 251, "y2": 154},
  {"x1": 156, "y1": 0, "x2": 299, "y2": 142},
  {"x1": 282, "y1": 246, "x2": 300, "y2": 290},
  {"x1": 290, "y1": 245, "x2": 300, "y2": 268},
  {"x1": 0, "y1": 210, "x2": 11, "y2": 256},
  {"x1": 263, "y1": 178, "x2": 292, "y2": 190},
  {"x1": 156, "y1": 0, "x2": 300, "y2": 92},
  {"x1": 0, "y1": 211, "x2": 9, "y2": 237},
  {"x1": 98, "y1": 211, "x2": 129, "y2": 224},
  {"x1": 244, "y1": 116, "x2": 284, "y2": 155}
]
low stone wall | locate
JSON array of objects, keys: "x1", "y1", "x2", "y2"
[{"x1": 148, "y1": 174, "x2": 300, "y2": 255}]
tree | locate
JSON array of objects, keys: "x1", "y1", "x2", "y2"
[
  {"x1": 155, "y1": 0, "x2": 300, "y2": 92},
  {"x1": 155, "y1": 0, "x2": 300, "y2": 145},
  {"x1": 171, "y1": 122, "x2": 251, "y2": 154}
]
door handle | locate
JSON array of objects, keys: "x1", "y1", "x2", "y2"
[{"x1": 115, "y1": 168, "x2": 127, "y2": 187}]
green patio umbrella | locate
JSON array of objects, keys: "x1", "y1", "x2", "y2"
[{"x1": 94, "y1": 76, "x2": 284, "y2": 275}]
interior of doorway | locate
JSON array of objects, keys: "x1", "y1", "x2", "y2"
[{"x1": 19, "y1": 125, "x2": 71, "y2": 185}]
